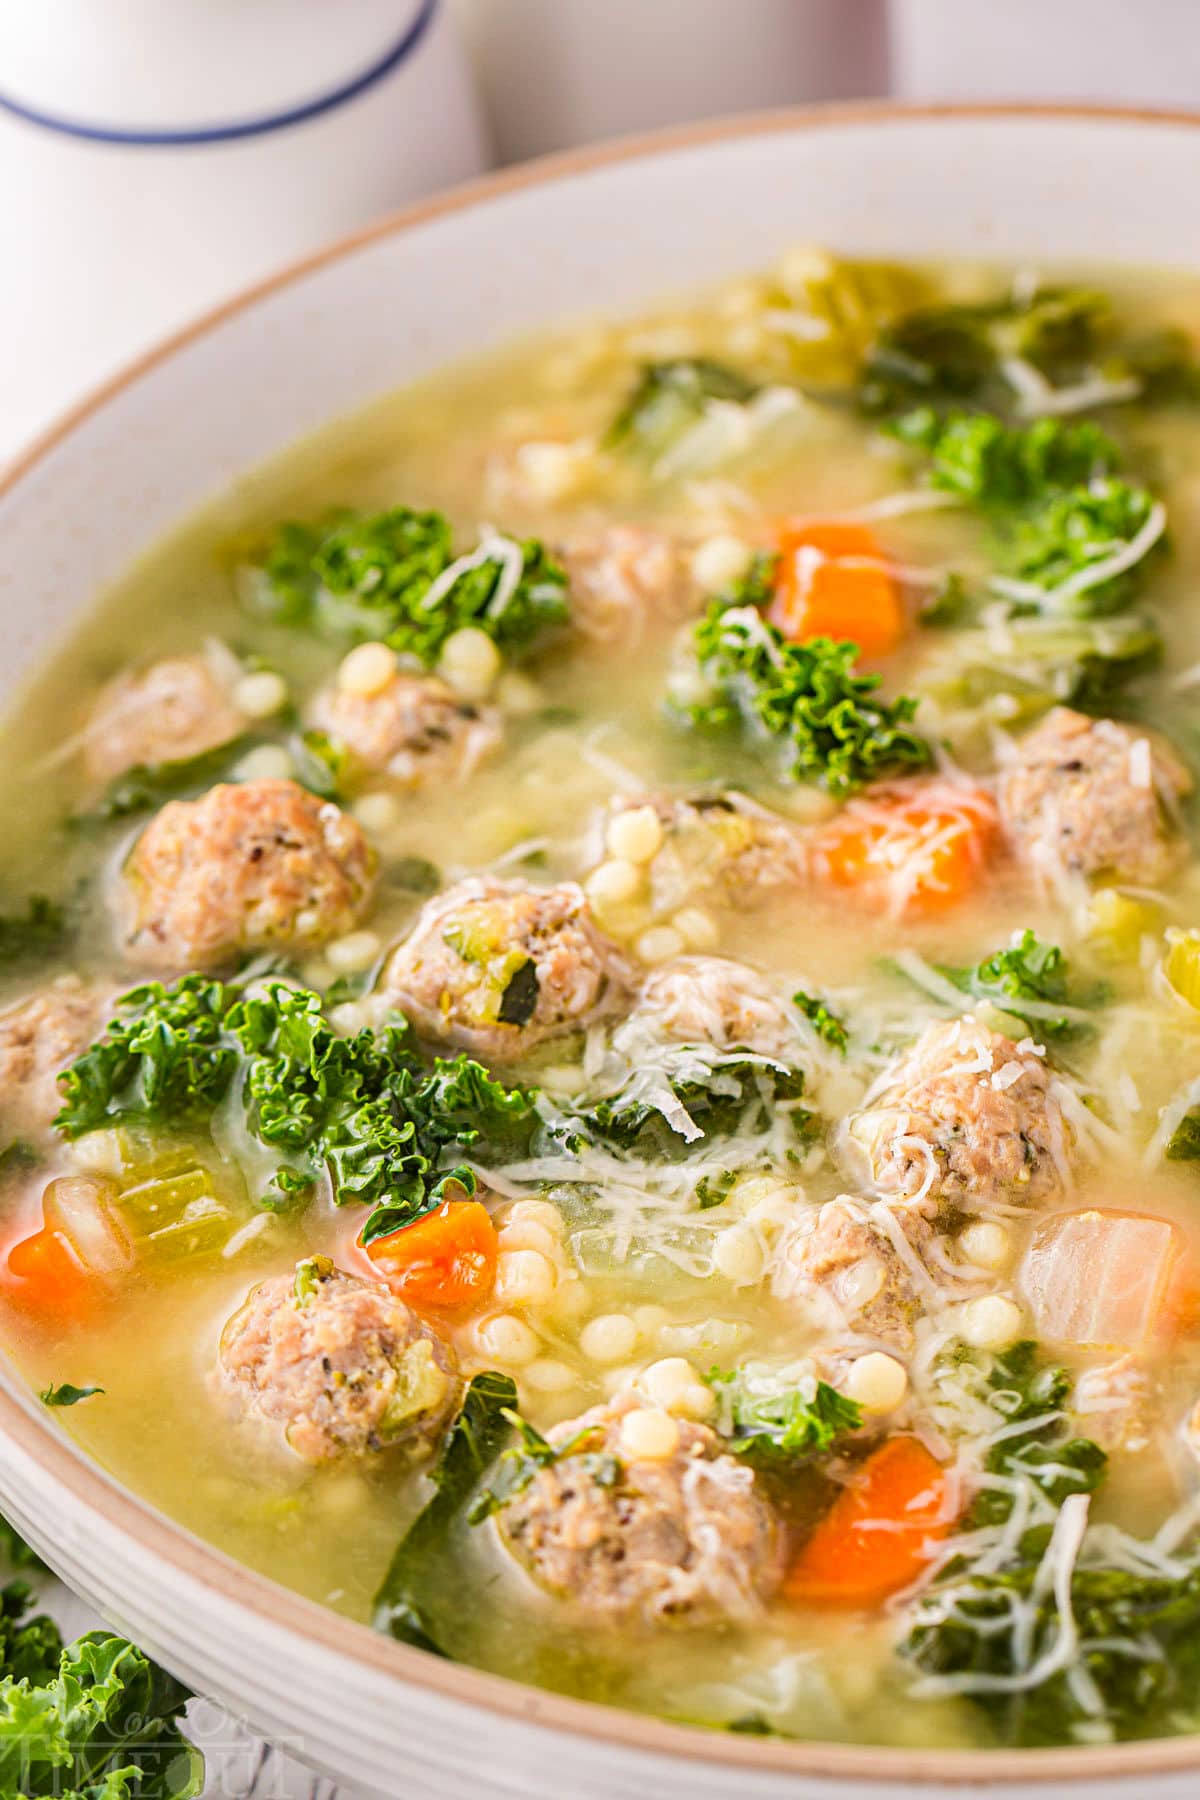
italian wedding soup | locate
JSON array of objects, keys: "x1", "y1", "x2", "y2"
[{"x1": 9, "y1": 251, "x2": 1200, "y2": 1752}]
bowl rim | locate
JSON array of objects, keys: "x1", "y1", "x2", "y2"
[{"x1": 5, "y1": 98, "x2": 1200, "y2": 1785}]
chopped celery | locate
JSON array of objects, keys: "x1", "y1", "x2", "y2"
[
  {"x1": 1164, "y1": 930, "x2": 1200, "y2": 1011},
  {"x1": 118, "y1": 1166, "x2": 241, "y2": 1262},
  {"x1": 761, "y1": 248, "x2": 929, "y2": 386},
  {"x1": 569, "y1": 1225, "x2": 719, "y2": 1295}
]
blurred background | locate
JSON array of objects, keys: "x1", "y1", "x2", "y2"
[{"x1": 2, "y1": 0, "x2": 1197, "y2": 460}]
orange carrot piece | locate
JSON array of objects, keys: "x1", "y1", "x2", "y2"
[
  {"x1": 785, "y1": 1437, "x2": 953, "y2": 1610},
  {"x1": 812, "y1": 777, "x2": 997, "y2": 916},
  {"x1": 365, "y1": 1199, "x2": 498, "y2": 1312},
  {"x1": 770, "y1": 522, "x2": 903, "y2": 659},
  {"x1": 5, "y1": 1226, "x2": 92, "y2": 1318}
]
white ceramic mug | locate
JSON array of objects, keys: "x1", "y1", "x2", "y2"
[{"x1": 0, "y1": 0, "x2": 491, "y2": 456}]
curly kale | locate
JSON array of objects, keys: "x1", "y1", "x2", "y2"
[
  {"x1": 560, "y1": 1050, "x2": 812, "y2": 1160},
  {"x1": 0, "y1": 1586, "x2": 201, "y2": 1797},
  {"x1": 925, "y1": 930, "x2": 1108, "y2": 1041},
  {"x1": 888, "y1": 409, "x2": 1122, "y2": 507},
  {"x1": 55, "y1": 979, "x2": 537, "y2": 1243},
  {"x1": 245, "y1": 505, "x2": 568, "y2": 666},
  {"x1": 965, "y1": 1341, "x2": 1107, "y2": 1538},
  {"x1": 792, "y1": 990, "x2": 849, "y2": 1054},
  {"x1": 607, "y1": 358, "x2": 759, "y2": 463},
  {"x1": 708, "y1": 1370, "x2": 861, "y2": 1474},
  {"x1": 676, "y1": 598, "x2": 931, "y2": 795}
]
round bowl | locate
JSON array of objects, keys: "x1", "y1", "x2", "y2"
[{"x1": 3, "y1": 103, "x2": 1200, "y2": 1800}]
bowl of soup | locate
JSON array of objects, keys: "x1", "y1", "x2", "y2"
[{"x1": 4, "y1": 104, "x2": 1200, "y2": 1800}]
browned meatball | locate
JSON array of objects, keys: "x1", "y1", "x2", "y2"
[
  {"x1": 308, "y1": 671, "x2": 501, "y2": 790},
  {"x1": 83, "y1": 655, "x2": 244, "y2": 784},
  {"x1": 559, "y1": 526, "x2": 693, "y2": 647},
  {"x1": 606, "y1": 791, "x2": 805, "y2": 916},
  {"x1": 218, "y1": 1258, "x2": 459, "y2": 1464},
  {"x1": 624, "y1": 956, "x2": 800, "y2": 1060},
  {"x1": 496, "y1": 1393, "x2": 781, "y2": 1627},
  {"x1": 0, "y1": 980, "x2": 102, "y2": 1136},
  {"x1": 380, "y1": 877, "x2": 629, "y2": 1060},
  {"x1": 773, "y1": 1195, "x2": 933, "y2": 1353},
  {"x1": 840, "y1": 1017, "x2": 1072, "y2": 1213},
  {"x1": 120, "y1": 779, "x2": 374, "y2": 970},
  {"x1": 997, "y1": 707, "x2": 1191, "y2": 887}
]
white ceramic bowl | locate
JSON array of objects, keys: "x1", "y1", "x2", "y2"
[{"x1": 2, "y1": 104, "x2": 1200, "y2": 1800}]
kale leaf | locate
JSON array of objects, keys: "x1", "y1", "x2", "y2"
[
  {"x1": 888, "y1": 409, "x2": 1121, "y2": 507},
  {"x1": 469, "y1": 1410, "x2": 621, "y2": 1524},
  {"x1": 55, "y1": 979, "x2": 537, "y2": 1244},
  {"x1": 39, "y1": 1384, "x2": 104, "y2": 1408},
  {"x1": 607, "y1": 359, "x2": 759, "y2": 463},
  {"x1": 0, "y1": 897, "x2": 70, "y2": 967},
  {"x1": 792, "y1": 990, "x2": 849, "y2": 1054},
  {"x1": 676, "y1": 600, "x2": 932, "y2": 795},
  {"x1": 85, "y1": 739, "x2": 249, "y2": 823},
  {"x1": 708, "y1": 1370, "x2": 862, "y2": 1472},
  {"x1": 0, "y1": 1588, "x2": 202, "y2": 1798},
  {"x1": 245, "y1": 506, "x2": 568, "y2": 666},
  {"x1": 561, "y1": 1051, "x2": 812, "y2": 1159},
  {"x1": 373, "y1": 1371, "x2": 518, "y2": 1655},
  {"x1": 935, "y1": 930, "x2": 1108, "y2": 1040},
  {"x1": 965, "y1": 1341, "x2": 1106, "y2": 1536}
]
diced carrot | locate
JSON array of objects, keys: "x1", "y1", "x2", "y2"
[
  {"x1": 784, "y1": 1437, "x2": 953, "y2": 1610},
  {"x1": 770, "y1": 522, "x2": 903, "y2": 659},
  {"x1": 5, "y1": 1226, "x2": 92, "y2": 1318},
  {"x1": 1162, "y1": 1247, "x2": 1200, "y2": 1336},
  {"x1": 811, "y1": 777, "x2": 997, "y2": 916},
  {"x1": 364, "y1": 1199, "x2": 498, "y2": 1312},
  {"x1": 1021, "y1": 1209, "x2": 1182, "y2": 1350}
]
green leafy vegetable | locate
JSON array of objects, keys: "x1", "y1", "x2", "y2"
[
  {"x1": 39, "y1": 1384, "x2": 104, "y2": 1408},
  {"x1": 964, "y1": 1341, "x2": 1106, "y2": 1536},
  {"x1": 85, "y1": 740, "x2": 248, "y2": 823},
  {"x1": 560, "y1": 1050, "x2": 812, "y2": 1159},
  {"x1": 676, "y1": 599, "x2": 932, "y2": 796},
  {"x1": 0, "y1": 1586, "x2": 201, "y2": 1797},
  {"x1": 792, "y1": 990, "x2": 849, "y2": 1054},
  {"x1": 469, "y1": 1410, "x2": 621, "y2": 1524},
  {"x1": 373, "y1": 1371, "x2": 518, "y2": 1654},
  {"x1": 931, "y1": 930, "x2": 1108, "y2": 1040},
  {"x1": 55, "y1": 979, "x2": 537, "y2": 1243},
  {"x1": 708, "y1": 1369, "x2": 861, "y2": 1472},
  {"x1": 0, "y1": 897, "x2": 69, "y2": 967},
  {"x1": 1166, "y1": 1112, "x2": 1200, "y2": 1161},
  {"x1": 888, "y1": 409, "x2": 1121, "y2": 508},
  {"x1": 607, "y1": 359, "x2": 758, "y2": 462},
  {"x1": 245, "y1": 507, "x2": 568, "y2": 667},
  {"x1": 0, "y1": 1515, "x2": 45, "y2": 1575}
]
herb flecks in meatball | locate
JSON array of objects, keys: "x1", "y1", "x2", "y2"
[
  {"x1": 121, "y1": 778, "x2": 374, "y2": 970},
  {"x1": 998, "y1": 707, "x2": 1191, "y2": 888},
  {"x1": 380, "y1": 877, "x2": 629, "y2": 1060},
  {"x1": 841, "y1": 1016, "x2": 1073, "y2": 1213},
  {"x1": 496, "y1": 1392, "x2": 781, "y2": 1627},
  {"x1": 83, "y1": 655, "x2": 244, "y2": 785},
  {"x1": 309, "y1": 670, "x2": 501, "y2": 791},
  {"x1": 218, "y1": 1258, "x2": 459, "y2": 1464}
]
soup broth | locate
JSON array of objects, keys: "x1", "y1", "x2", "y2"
[{"x1": 6, "y1": 251, "x2": 1200, "y2": 1751}]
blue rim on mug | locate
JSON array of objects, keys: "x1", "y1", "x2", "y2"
[{"x1": 0, "y1": 0, "x2": 437, "y2": 146}]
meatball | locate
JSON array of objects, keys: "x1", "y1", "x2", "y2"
[
  {"x1": 496, "y1": 1393, "x2": 781, "y2": 1627},
  {"x1": 0, "y1": 979, "x2": 102, "y2": 1136},
  {"x1": 559, "y1": 526, "x2": 693, "y2": 647},
  {"x1": 606, "y1": 792, "x2": 805, "y2": 916},
  {"x1": 308, "y1": 671, "x2": 501, "y2": 791},
  {"x1": 840, "y1": 1017, "x2": 1071, "y2": 1213},
  {"x1": 83, "y1": 655, "x2": 244, "y2": 785},
  {"x1": 620, "y1": 956, "x2": 800, "y2": 1061},
  {"x1": 773, "y1": 1195, "x2": 934, "y2": 1353},
  {"x1": 997, "y1": 707, "x2": 1191, "y2": 887},
  {"x1": 218, "y1": 1258, "x2": 459, "y2": 1464},
  {"x1": 121, "y1": 778, "x2": 374, "y2": 970},
  {"x1": 380, "y1": 877, "x2": 629, "y2": 1060}
]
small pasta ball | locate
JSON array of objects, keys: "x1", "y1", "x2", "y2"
[
  {"x1": 505, "y1": 1199, "x2": 564, "y2": 1236},
  {"x1": 639, "y1": 1357, "x2": 697, "y2": 1411},
  {"x1": 522, "y1": 1357, "x2": 577, "y2": 1394},
  {"x1": 958, "y1": 1221, "x2": 1012, "y2": 1272},
  {"x1": 337, "y1": 642, "x2": 397, "y2": 698},
  {"x1": 438, "y1": 628, "x2": 502, "y2": 701},
  {"x1": 959, "y1": 1293, "x2": 1023, "y2": 1351},
  {"x1": 497, "y1": 1218, "x2": 560, "y2": 1260},
  {"x1": 325, "y1": 929, "x2": 381, "y2": 974},
  {"x1": 233, "y1": 744, "x2": 294, "y2": 782},
  {"x1": 585, "y1": 859, "x2": 643, "y2": 909},
  {"x1": 579, "y1": 1313, "x2": 639, "y2": 1365},
  {"x1": 513, "y1": 440, "x2": 591, "y2": 500},
  {"x1": 632, "y1": 1303, "x2": 672, "y2": 1339},
  {"x1": 495, "y1": 670, "x2": 542, "y2": 716},
  {"x1": 843, "y1": 1351, "x2": 909, "y2": 1414},
  {"x1": 494, "y1": 1248, "x2": 557, "y2": 1307},
  {"x1": 473, "y1": 1313, "x2": 540, "y2": 1368},
  {"x1": 671, "y1": 907, "x2": 719, "y2": 951},
  {"x1": 711, "y1": 1225, "x2": 765, "y2": 1286},
  {"x1": 234, "y1": 670, "x2": 288, "y2": 719},
  {"x1": 636, "y1": 925, "x2": 684, "y2": 965},
  {"x1": 548, "y1": 1275, "x2": 590, "y2": 1323},
  {"x1": 351, "y1": 791, "x2": 400, "y2": 834},
  {"x1": 606, "y1": 805, "x2": 664, "y2": 865},
  {"x1": 690, "y1": 533, "x2": 752, "y2": 592},
  {"x1": 619, "y1": 1406, "x2": 681, "y2": 1461}
]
